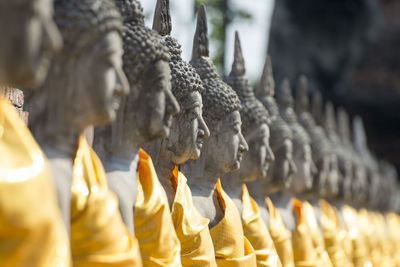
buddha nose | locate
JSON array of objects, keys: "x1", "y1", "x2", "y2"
[
  {"x1": 289, "y1": 158, "x2": 297, "y2": 176},
  {"x1": 42, "y1": 19, "x2": 62, "y2": 54},
  {"x1": 239, "y1": 131, "x2": 249, "y2": 153},
  {"x1": 198, "y1": 115, "x2": 210, "y2": 139},
  {"x1": 311, "y1": 160, "x2": 318, "y2": 177},
  {"x1": 166, "y1": 88, "x2": 180, "y2": 116},
  {"x1": 115, "y1": 67, "x2": 129, "y2": 97},
  {"x1": 265, "y1": 145, "x2": 275, "y2": 163}
]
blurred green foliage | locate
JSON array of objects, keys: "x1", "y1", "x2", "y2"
[{"x1": 194, "y1": 0, "x2": 252, "y2": 74}]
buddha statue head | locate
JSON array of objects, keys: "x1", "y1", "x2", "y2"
[
  {"x1": 30, "y1": 0, "x2": 129, "y2": 153},
  {"x1": 353, "y1": 116, "x2": 380, "y2": 206},
  {"x1": 252, "y1": 56, "x2": 296, "y2": 193},
  {"x1": 322, "y1": 101, "x2": 350, "y2": 198},
  {"x1": 224, "y1": 32, "x2": 274, "y2": 182},
  {"x1": 0, "y1": 0, "x2": 62, "y2": 88},
  {"x1": 146, "y1": 0, "x2": 209, "y2": 166},
  {"x1": 294, "y1": 76, "x2": 331, "y2": 196},
  {"x1": 276, "y1": 78, "x2": 315, "y2": 194},
  {"x1": 93, "y1": 0, "x2": 180, "y2": 152},
  {"x1": 310, "y1": 92, "x2": 340, "y2": 198},
  {"x1": 337, "y1": 107, "x2": 368, "y2": 203},
  {"x1": 182, "y1": 6, "x2": 247, "y2": 178}
]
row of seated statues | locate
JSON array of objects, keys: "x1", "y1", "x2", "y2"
[{"x1": 1, "y1": 0, "x2": 399, "y2": 266}]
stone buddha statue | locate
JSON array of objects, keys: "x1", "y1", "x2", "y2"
[
  {"x1": 221, "y1": 32, "x2": 274, "y2": 213},
  {"x1": 94, "y1": 0, "x2": 181, "y2": 265},
  {"x1": 353, "y1": 116, "x2": 380, "y2": 209},
  {"x1": 321, "y1": 102, "x2": 353, "y2": 201},
  {"x1": 0, "y1": 0, "x2": 62, "y2": 88},
  {"x1": 181, "y1": 6, "x2": 257, "y2": 266},
  {"x1": 337, "y1": 108, "x2": 368, "y2": 205},
  {"x1": 294, "y1": 76, "x2": 333, "y2": 198},
  {"x1": 310, "y1": 91, "x2": 340, "y2": 198},
  {"x1": 221, "y1": 32, "x2": 281, "y2": 267},
  {"x1": 0, "y1": 0, "x2": 70, "y2": 265},
  {"x1": 246, "y1": 56, "x2": 297, "y2": 267},
  {"x1": 29, "y1": 1, "x2": 143, "y2": 265},
  {"x1": 247, "y1": 56, "x2": 297, "y2": 223},
  {"x1": 140, "y1": 0, "x2": 217, "y2": 265},
  {"x1": 266, "y1": 78, "x2": 316, "y2": 232},
  {"x1": 29, "y1": 0, "x2": 128, "y2": 226},
  {"x1": 93, "y1": 0, "x2": 179, "y2": 233}
]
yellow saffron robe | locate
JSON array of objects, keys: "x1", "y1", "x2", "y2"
[
  {"x1": 301, "y1": 201, "x2": 333, "y2": 267},
  {"x1": 209, "y1": 180, "x2": 257, "y2": 266},
  {"x1": 319, "y1": 200, "x2": 352, "y2": 267},
  {"x1": 241, "y1": 185, "x2": 282, "y2": 267},
  {"x1": 135, "y1": 149, "x2": 181, "y2": 267},
  {"x1": 169, "y1": 166, "x2": 217, "y2": 266},
  {"x1": 291, "y1": 198, "x2": 317, "y2": 267},
  {"x1": 386, "y1": 213, "x2": 400, "y2": 266},
  {"x1": 265, "y1": 197, "x2": 295, "y2": 267},
  {"x1": 0, "y1": 97, "x2": 71, "y2": 266},
  {"x1": 70, "y1": 135, "x2": 142, "y2": 266},
  {"x1": 341, "y1": 205, "x2": 371, "y2": 267}
]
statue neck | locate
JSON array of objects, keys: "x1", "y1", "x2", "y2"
[
  {"x1": 220, "y1": 172, "x2": 243, "y2": 200},
  {"x1": 186, "y1": 169, "x2": 219, "y2": 198},
  {"x1": 154, "y1": 155, "x2": 176, "y2": 205},
  {"x1": 38, "y1": 123, "x2": 82, "y2": 158}
]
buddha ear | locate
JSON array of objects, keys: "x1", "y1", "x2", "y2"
[
  {"x1": 192, "y1": 5, "x2": 209, "y2": 60},
  {"x1": 152, "y1": 0, "x2": 171, "y2": 36}
]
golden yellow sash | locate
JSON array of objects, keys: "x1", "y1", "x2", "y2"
[
  {"x1": 241, "y1": 184, "x2": 281, "y2": 267},
  {"x1": 0, "y1": 97, "x2": 71, "y2": 266},
  {"x1": 170, "y1": 166, "x2": 217, "y2": 266},
  {"x1": 135, "y1": 149, "x2": 181, "y2": 267},
  {"x1": 301, "y1": 201, "x2": 332, "y2": 267},
  {"x1": 291, "y1": 198, "x2": 317, "y2": 267},
  {"x1": 319, "y1": 200, "x2": 353, "y2": 267},
  {"x1": 70, "y1": 135, "x2": 142, "y2": 266},
  {"x1": 209, "y1": 180, "x2": 257, "y2": 267},
  {"x1": 342, "y1": 205, "x2": 371, "y2": 267},
  {"x1": 265, "y1": 197, "x2": 295, "y2": 267}
]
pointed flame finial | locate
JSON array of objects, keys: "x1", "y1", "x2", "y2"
[
  {"x1": 152, "y1": 0, "x2": 171, "y2": 36},
  {"x1": 192, "y1": 5, "x2": 209, "y2": 59}
]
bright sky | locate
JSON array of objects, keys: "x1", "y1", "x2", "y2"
[{"x1": 141, "y1": 0, "x2": 275, "y2": 81}]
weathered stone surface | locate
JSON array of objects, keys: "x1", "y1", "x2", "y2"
[{"x1": 0, "y1": 87, "x2": 24, "y2": 109}]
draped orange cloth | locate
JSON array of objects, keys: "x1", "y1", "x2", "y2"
[
  {"x1": 169, "y1": 166, "x2": 217, "y2": 266},
  {"x1": 341, "y1": 205, "x2": 371, "y2": 267},
  {"x1": 319, "y1": 200, "x2": 352, "y2": 267},
  {"x1": 70, "y1": 135, "x2": 142, "y2": 266},
  {"x1": 301, "y1": 201, "x2": 333, "y2": 267},
  {"x1": 291, "y1": 198, "x2": 317, "y2": 267},
  {"x1": 0, "y1": 97, "x2": 71, "y2": 267},
  {"x1": 265, "y1": 197, "x2": 295, "y2": 267},
  {"x1": 135, "y1": 149, "x2": 181, "y2": 267},
  {"x1": 386, "y1": 213, "x2": 400, "y2": 266},
  {"x1": 209, "y1": 180, "x2": 257, "y2": 267},
  {"x1": 241, "y1": 185, "x2": 282, "y2": 267}
]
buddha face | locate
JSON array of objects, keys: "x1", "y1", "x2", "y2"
[
  {"x1": 291, "y1": 143, "x2": 315, "y2": 193},
  {"x1": 164, "y1": 91, "x2": 210, "y2": 164},
  {"x1": 268, "y1": 138, "x2": 296, "y2": 191},
  {"x1": 0, "y1": 0, "x2": 62, "y2": 88},
  {"x1": 70, "y1": 31, "x2": 129, "y2": 129},
  {"x1": 323, "y1": 153, "x2": 339, "y2": 197},
  {"x1": 131, "y1": 60, "x2": 180, "y2": 143},
  {"x1": 313, "y1": 155, "x2": 330, "y2": 194},
  {"x1": 204, "y1": 111, "x2": 248, "y2": 176},
  {"x1": 234, "y1": 124, "x2": 274, "y2": 182}
]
